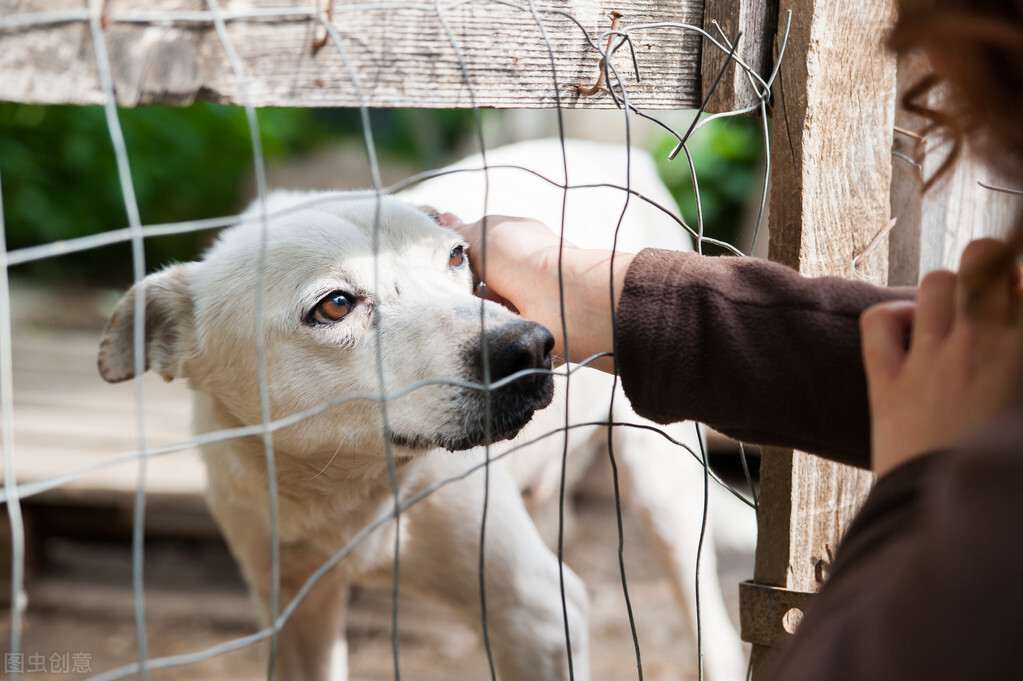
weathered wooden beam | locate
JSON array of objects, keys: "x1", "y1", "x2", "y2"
[
  {"x1": 701, "y1": 0, "x2": 777, "y2": 113},
  {"x1": 750, "y1": 0, "x2": 896, "y2": 675},
  {"x1": 767, "y1": 0, "x2": 896, "y2": 281},
  {"x1": 0, "y1": 0, "x2": 716, "y2": 110}
]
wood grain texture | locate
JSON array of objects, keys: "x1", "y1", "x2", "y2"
[
  {"x1": 761, "y1": 0, "x2": 896, "y2": 586},
  {"x1": 701, "y1": 0, "x2": 777, "y2": 113},
  {"x1": 0, "y1": 329, "x2": 204, "y2": 501},
  {"x1": 0, "y1": 0, "x2": 714, "y2": 109},
  {"x1": 767, "y1": 0, "x2": 896, "y2": 281},
  {"x1": 751, "y1": 0, "x2": 896, "y2": 674},
  {"x1": 888, "y1": 55, "x2": 1021, "y2": 286}
]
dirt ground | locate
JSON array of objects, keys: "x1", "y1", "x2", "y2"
[{"x1": 4, "y1": 492, "x2": 753, "y2": 681}]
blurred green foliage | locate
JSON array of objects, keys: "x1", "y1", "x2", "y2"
[
  {"x1": 653, "y1": 115, "x2": 765, "y2": 254},
  {"x1": 0, "y1": 103, "x2": 477, "y2": 285},
  {"x1": 0, "y1": 102, "x2": 760, "y2": 286}
]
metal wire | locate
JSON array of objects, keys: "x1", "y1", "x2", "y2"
[
  {"x1": 85, "y1": 1, "x2": 152, "y2": 677},
  {"x1": 0, "y1": 168, "x2": 26, "y2": 681},
  {"x1": 426, "y1": 1, "x2": 503, "y2": 675},
  {"x1": 515, "y1": 1, "x2": 583, "y2": 677},
  {"x1": 82, "y1": 415, "x2": 712, "y2": 681},
  {"x1": 313, "y1": 4, "x2": 406, "y2": 677},
  {"x1": 1, "y1": 360, "x2": 756, "y2": 514},
  {"x1": 203, "y1": 2, "x2": 282, "y2": 677},
  {"x1": 594, "y1": 39, "x2": 648, "y2": 680},
  {"x1": 0, "y1": 3, "x2": 779, "y2": 681}
]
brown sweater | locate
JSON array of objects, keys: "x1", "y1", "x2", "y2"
[{"x1": 616, "y1": 248, "x2": 1023, "y2": 680}]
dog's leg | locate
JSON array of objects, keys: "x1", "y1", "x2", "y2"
[
  {"x1": 613, "y1": 420, "x2": 748, "y2": 681},
  {"x1": 272, "y1": 545, "x2": 350, "y2": 681},
  {"x1": 381, "y1": 457, "x2": 590, "y2": 681},
  {"x1": 207, "y1": 498, "x2": 350, "y2": 681}
]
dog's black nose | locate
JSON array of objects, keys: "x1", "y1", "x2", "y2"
[
  {"x1": 448, "y1": 320, "x2": 557, "y2": 450},
  {"x1": 483, "y1": 321, "x2": 555, "y2": 385}
]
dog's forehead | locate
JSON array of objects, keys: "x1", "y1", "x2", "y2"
[
  {"x1": 208, "y1": 195, "x2": 452, "y2": 270},
  {"x1": 194, "y1": 194, "x2": 462, "y2": 327}
]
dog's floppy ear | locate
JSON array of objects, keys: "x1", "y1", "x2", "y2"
[{"x1": 98, "y1": 264, "x2": 196, "y2": 383}]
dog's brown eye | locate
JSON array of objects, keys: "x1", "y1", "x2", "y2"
[
  {"x1": 311, "y1": 293, "x2": 354, "y2": 325},
  {"x1": 449, "y1": 245, "x2": 466, "y2": 268}
]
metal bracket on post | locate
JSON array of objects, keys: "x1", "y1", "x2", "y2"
[{"x1": 739, "y1": 581, "x2": 815, "y2": 649}]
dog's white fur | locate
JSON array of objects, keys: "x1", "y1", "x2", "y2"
[
  {"x1": 401, "y1": 138, "x2": 750, "y2": 681},
  {"x1": 98, "y1": 138, "x2": 750, "y2": 681},
  {"x1": 99, "y1": 191, "x2": 586, "y2": 681}
]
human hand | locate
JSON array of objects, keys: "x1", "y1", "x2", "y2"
[
  {"x1": 439, "y1": 213, "x2": 633, "y2": 372},
  {"x1": 439, "y1": 213, "x2": 569, "y2": 315},
  {"x1": 861, "y1": 238, "x2": 1023, "y2": 477}
]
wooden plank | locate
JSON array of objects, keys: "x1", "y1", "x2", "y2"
[
  {"x1": 750, "y1": 0, "x2": 896, "y2": 676},
  {"x1": 701, "y1": 0, "x2": 777, "y2": 113},
  {"x1": 766, "y1": 0, "x2": 896, "y2": 281},
  {"x1": 0, "y1": 326, "x2": 204, "y2": 501},
  {"x1": 0, "y1": 0, "x2": 711, "y2": 110},
  {"x1": 888, "y1": 55, "x2": 1021, "y2": 286}
]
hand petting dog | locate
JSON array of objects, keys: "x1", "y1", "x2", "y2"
[{"x1": 443, "y1": 212, "x2": 634, "y2": 373}]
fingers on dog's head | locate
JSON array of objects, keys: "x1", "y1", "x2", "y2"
[
  {"x1": 957, "y1": 238, "x2": 1022, "y2": 323},
  {"x1": 436, "y1": 212, "x2": 464, "y2": 229}
]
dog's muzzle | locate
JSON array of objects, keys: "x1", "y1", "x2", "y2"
[
  {"x1": 445, "y1": 320, "x2": 556, "y2": 450},
  {"x1": 479, "y1": 320, "x2": 555, "y2": 394}
]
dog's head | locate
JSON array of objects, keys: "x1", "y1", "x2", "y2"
[{"x1": 97, "y1": 192, "x2": 555, "y2": 459}]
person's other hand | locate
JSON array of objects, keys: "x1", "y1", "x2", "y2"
[{"x1": 861, "y1": 238, "x2": 1023, "y2": 477}]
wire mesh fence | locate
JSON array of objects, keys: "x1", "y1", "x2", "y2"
[{"x1": 0, "y1": 2, "x2": 782, "y2": 680}]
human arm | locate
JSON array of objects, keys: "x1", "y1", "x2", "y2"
[
  {"x1": 613, "y1": 248, "x2": 913, "y2": 467},
  {"x1": 444, "y1": 213, "x2": 632, "y2": 373},
  {"x1": 446, "y1": 213, "x2": 911, "y2": 468}
]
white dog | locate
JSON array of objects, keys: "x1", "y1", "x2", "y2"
[
  {"x1": 402, "y1": 139, "x2": 750, "y2": 681},
  {"x1": 98, "y1": 190, "x2": 588, "y2": 681},
  {"x1": 98, "y1": 139, "x2": 750, "y2": 681}
]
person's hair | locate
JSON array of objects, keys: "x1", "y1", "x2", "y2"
[{"x1": 888, "y1": 0, "x2": 1023, "y2": 280}]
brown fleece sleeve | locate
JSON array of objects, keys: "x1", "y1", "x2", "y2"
[
  {"x1": 615, "y1": 249, "x2": 914, "y2": 468},
  {"x1": 762, "y1": 410, "x2": 1023, "y2": 680}
]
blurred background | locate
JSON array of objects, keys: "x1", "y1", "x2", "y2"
[
  {"x1": 0, "y1": 103, "x2": 764, "y2": 288},
  {"x1": 0, "y1": 103, "x2": 764, "y2": 681}
]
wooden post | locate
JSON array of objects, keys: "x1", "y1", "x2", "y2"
[
  {"x1": 701, "y1": 0, "x2": 778, "y2": 112},
  {"x1": 747, "y1": 0, "x2": 896, "y2": 675}
]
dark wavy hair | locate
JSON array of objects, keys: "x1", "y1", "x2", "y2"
[{"x1": 888, "y1": 0, "x2": 1023, "y2": 280}]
